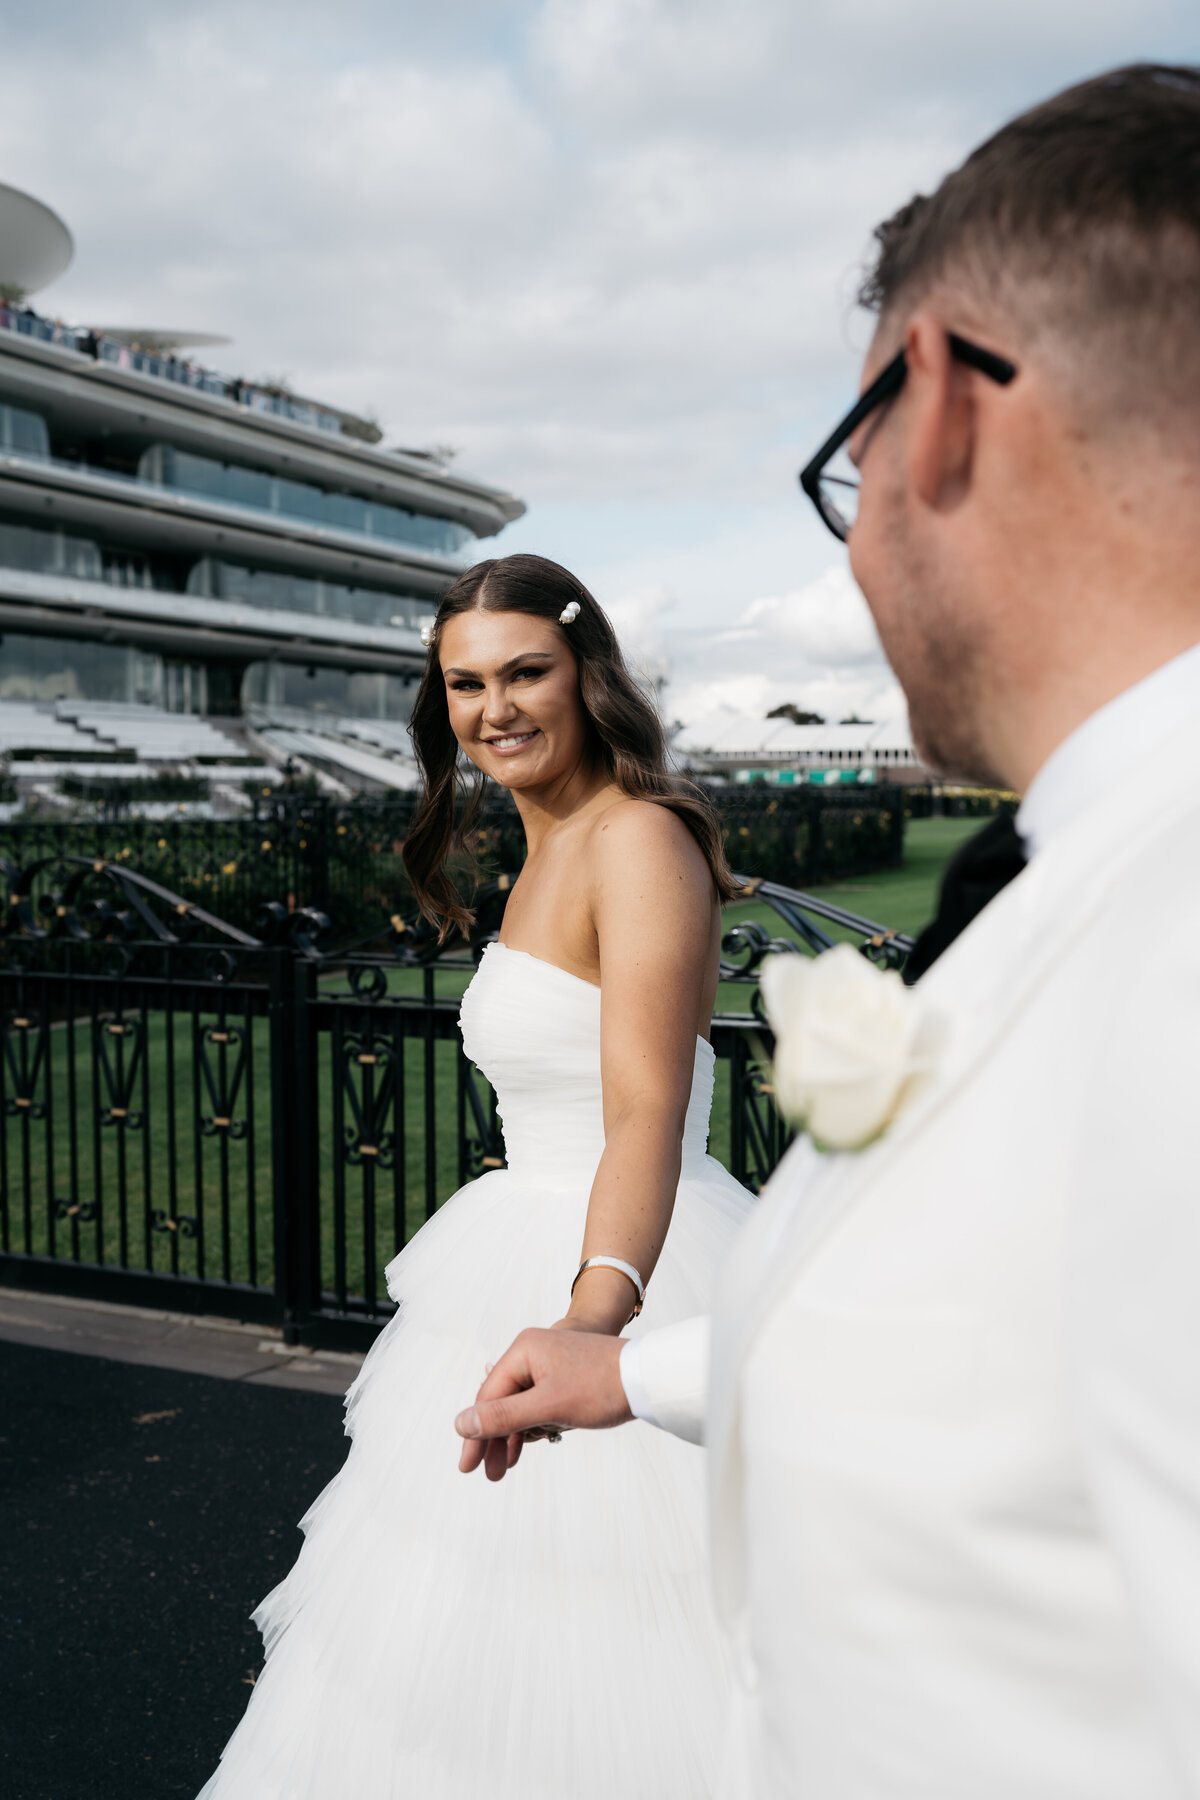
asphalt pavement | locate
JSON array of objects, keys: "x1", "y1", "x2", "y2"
[{"x1": 0, "y1": 1291, "x2": 363, "y2": 1800}]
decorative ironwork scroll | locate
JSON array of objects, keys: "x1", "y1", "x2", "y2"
[
  {"x1": 339, "y1": 1032, "x2": 397, "y2": 1170},
  {"x1": 197, "y1": 1021, "x2": 250, "y2": 1141},
  {"x1": 3, "y1": 1009, "x2": 47, "y2": 1121},
  {"x1": 94, "y1": 1015, "x2": 145, "y2": 1131}
]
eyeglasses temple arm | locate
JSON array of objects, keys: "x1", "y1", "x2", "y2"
[
  {"x1": 797, "y1": 348, "x2": 908, "y2": 498},
  {"x1": 948, "y1": 333, "x2": 1017, "y2": 384}
]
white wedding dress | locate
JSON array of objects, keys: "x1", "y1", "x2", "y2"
[{"x1": 198, "y1": 941, "x2": 753, "y2": 1800}]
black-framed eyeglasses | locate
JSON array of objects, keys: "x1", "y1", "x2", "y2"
[{"x1": 798, "y1": 333, "x2": 1018, "y2": 542}]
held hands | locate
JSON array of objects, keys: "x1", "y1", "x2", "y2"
[{"x1": 455, "y1": 1326, "x2": 632, "y2": 1482}]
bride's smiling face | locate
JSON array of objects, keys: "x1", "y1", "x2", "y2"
[{"x1": 439, "y1": 606, "x2": 589, "y2": 790}]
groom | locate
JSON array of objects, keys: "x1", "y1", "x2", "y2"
[{"x1": 457, "y1": 65, "x2": 1200, "y2": 1798}]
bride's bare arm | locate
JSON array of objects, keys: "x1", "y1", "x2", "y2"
[{"x1": 559, "y1": 800, "x2": 718, "y2": 1336}]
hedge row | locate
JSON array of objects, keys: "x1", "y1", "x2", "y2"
[
  {"x1": 0, "y1": 784, "x2": 906, "y2": 945},
  {"x1": 902, "y1": 785, "x2": 1019, "y2": 820}
]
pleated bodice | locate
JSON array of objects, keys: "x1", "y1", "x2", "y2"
[{"x1": 458, "y1": 941, "x2": 716, "y2": 1187}]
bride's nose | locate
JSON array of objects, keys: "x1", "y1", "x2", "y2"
[{"x1": 482, "y1": 682, "x2": 520, "y2": 728}]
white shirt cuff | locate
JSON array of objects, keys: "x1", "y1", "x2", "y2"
[{"x1": 619, "y1": 1336, "x2": 662, "y2": 1429}]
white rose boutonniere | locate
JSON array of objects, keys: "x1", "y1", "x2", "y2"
[{"x1": 760, "y1": 943, "x2": 941, "y2": 1152}]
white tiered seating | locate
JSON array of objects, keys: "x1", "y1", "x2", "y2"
[
  {"x1": 0, "y1": 703, "x2": 96, "y2": 754},
  {"x1": 56, "y1": 701, "x2": 235, "y2": 761},
  {"x1": 1, "y1": 697, "x2": 418, "y2": 794},
  {"x1": 259, "y1": 725, "x2": 419, "y2": 791},
  {"x1": 337, "y1": 718, "x2": 415, "y2": 756}
]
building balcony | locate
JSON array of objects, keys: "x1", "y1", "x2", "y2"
[
  {"x1": 0, "y1": 301, "x2": 525, "y2": 539},
  {"x1": 0, "y1": 562, "x2": 426, "y2": 676},
  {"x1": 0, "y1": 446, "x2": 466, "y2": 593}
]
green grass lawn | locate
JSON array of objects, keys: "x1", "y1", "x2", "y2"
[
  {"x1": 713, "y1": 815, "x2": 978, "y2": 1013},
  {"x1": 2, "y1": 817, "x2": 979, "y2": 1305},
  {"x1": 806, "y1": 815, "x2": 980, "y2": 939}
]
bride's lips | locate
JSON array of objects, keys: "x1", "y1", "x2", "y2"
[{"x1": 481, "y1": 729, "x2": 540, "y2": 758}]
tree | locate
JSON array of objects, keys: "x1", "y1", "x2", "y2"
[{"x1": 767, "y1": 703, "x2": 824, "y2": 725}]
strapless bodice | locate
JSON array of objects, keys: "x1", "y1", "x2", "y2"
[{"x1": 458, "y1": 941, "x2": 716, "y2": 1187}]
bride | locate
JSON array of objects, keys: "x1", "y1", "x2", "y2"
[{"x1": 198, "y1": 553, "x2": 754, "y2": 1799}]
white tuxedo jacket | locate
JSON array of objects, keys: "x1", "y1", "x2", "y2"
[{"x1": 639, "y1": 717, "x2": 1200, "y2": 1798}]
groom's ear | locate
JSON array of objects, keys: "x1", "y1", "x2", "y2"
[{"x1": 903, "y1": 310, "x2": 978, "y2": 518}]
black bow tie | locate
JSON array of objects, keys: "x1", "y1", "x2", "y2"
[{"x1": 904, "y1": 812, "x2": 1027, "y2": 984}]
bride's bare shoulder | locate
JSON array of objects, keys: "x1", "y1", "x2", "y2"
[{"x1": 585, "y1": 796, "x2": 710, "y2": 886}]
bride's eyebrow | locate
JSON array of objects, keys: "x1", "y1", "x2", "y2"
[{"x1": 444, "y1": 652, "x2": 554, "y2": 678}]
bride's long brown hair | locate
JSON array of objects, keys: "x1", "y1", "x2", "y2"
[{"x1": 402, "y1": 553, "x2": 739, "y2": 937}]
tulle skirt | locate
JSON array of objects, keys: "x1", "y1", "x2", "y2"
[{"x1": 196, "y1": 1156, "x2": 749, "y2": 1799}]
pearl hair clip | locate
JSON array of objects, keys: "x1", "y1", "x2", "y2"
[
  {"x1": 419, "y1": 623, "x2": 435, "y2": 647},
  {"x1": 559, "y1": 601, "x2": 581, "y2": 626}
]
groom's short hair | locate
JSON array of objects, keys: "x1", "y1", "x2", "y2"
[{"x1": 861, "y1": 64, "x2": 1200, "y2": 433}]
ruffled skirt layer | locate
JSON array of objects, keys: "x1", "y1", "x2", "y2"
[{"x1": 197, "y1": 1158, "x2": 749, "y2": 1799}]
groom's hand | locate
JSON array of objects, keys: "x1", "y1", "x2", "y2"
[{"x1": 455, "y1": 1327, "x2": 632, "y2": 1482}]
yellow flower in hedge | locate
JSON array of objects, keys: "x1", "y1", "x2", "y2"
[{"x1": 222, "y1": 861, "x2": 237, "y2": 875}]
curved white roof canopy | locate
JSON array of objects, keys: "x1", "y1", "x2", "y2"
[
  {"x1": 0, "y1": 182, "x2": 73, "y2": 298},
  {"x1": 88, "y1": 328, "x2": 233, "y2": 354}
]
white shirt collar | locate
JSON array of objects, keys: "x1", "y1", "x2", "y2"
[{"x1": 1016, "y1": 640, "x2": 1200, "y2": 859}]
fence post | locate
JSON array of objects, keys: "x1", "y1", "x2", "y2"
[{"x1": 268, "y1": 946, "x2": 320, "y2": 1344}]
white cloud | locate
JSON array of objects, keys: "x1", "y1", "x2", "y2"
[
  {"x1": 603, "y1": 581, "x2": 679, "y2": 647},
  {"x1": 13, "y1": 0, "x2": 1189, "y2": 510},
  {"x1": 743, "y1": 568, "x2": 883, "y2": 666},
  {"x1": 1, "y1": 0, "x2": 1197, "y2": 668},
  {"x1": 612, "y1": 564, "x2": 906, "y2": 729}
]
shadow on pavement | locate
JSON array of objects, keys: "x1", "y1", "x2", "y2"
[{"x1": 0, "y1": 1341, "x2": 350, "y2": 1800}]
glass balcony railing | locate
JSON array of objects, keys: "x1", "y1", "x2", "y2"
[
  {"x1": 140, "y1": 444, "x2": 474, "y2": 562},
  {"x1": 188, "y1": 558, "x2": 426, "y2": 633},
  {"x1": 94, "y1": 339, "x2": 345, "y2": 434},
  {"x1": 0, "y1": 301, "x2": 89, "y2": 354},
  {"x1": 0, "y1": 435, "x2": 475, "y2": 568},
  {"x1": 0, "y1": 298, "x2": 363, "y2": 442},
  {"x1": 0, "y1": 520, "x2": 103, "y2": 582},
  {"x1": 0, "y1": 526, "x2": 427, "y2": 637}
]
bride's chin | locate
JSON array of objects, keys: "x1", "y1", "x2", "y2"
[
  {"x1": 491, "y1": 767, "x2": 545, "y2": 790},
  {"x1": 489, "y1": 755, "x2": 564, "y2": 792}
]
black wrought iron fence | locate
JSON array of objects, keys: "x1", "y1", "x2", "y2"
[
  {"x1": 0, "y1": 784, "x2": 907, "y2": 948},
  {"x1": 0, "y1": 854, "x2": 912, "y2": 1350}
]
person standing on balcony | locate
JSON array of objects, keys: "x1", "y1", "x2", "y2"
[
  {"x1": 457, "y1": 63, "x2": 1200, "y2": 1800},
  {"x1": 197, "y1": 551, "x2": 756, "y2": 1799}
]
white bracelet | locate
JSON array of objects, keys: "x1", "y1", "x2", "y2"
[{"x1": 571, "y1": 1255, "x2": 646, "y2": 1317}]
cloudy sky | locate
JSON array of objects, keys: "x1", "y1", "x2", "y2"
[{"x1": 4, "y1": 1, "x2": 1198, "y2": 725}]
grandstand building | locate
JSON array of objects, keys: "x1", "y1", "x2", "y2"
[
  {"x1": 672, "y1": 713, "x2": 927, "y2": 784},
  {"x1": 0, "y1": 183, "x2": 524, "y2": 806}
]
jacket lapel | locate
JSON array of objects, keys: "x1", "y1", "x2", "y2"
[{"x1": 706, "y1": 715, "x2": 1200, "y2": 1625}]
